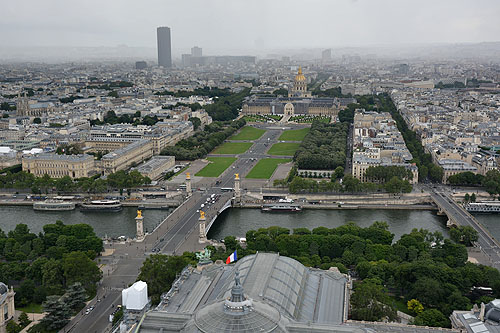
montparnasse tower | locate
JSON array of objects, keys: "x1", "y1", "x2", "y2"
[{"x1": 289, "y1": 66, "x2": 311, "y2": 98}]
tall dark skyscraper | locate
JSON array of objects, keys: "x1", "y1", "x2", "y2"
[{"x1": 157, "y1": 26, "x2": 172, "y2": 68}]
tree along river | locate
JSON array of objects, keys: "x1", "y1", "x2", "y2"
[{"x1": 0, "y1": 206, "x2": 496, "y2": 242}]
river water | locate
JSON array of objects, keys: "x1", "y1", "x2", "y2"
[
  {"x1": 207, "y1": 208, "x2": 450, "y2": 241},
  {"x1": 0, "y1": 206, "x2": 171, "y2": 238},
  {"x1": 0, "y1": 206, "x2": 496, "y2": 242}
]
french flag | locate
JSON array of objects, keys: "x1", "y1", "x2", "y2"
[{"x1": 226, "y1": 250, "x2": 237, "y2": 264}]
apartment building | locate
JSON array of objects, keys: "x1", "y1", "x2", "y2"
[
  {"x1": 352, "y1": 111, "x2": 418, "y2": 184},
  {"x1": 438, "y1": 159, "x2": 478, "y2": 183}
]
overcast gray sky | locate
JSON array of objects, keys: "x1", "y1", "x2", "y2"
[{"x1": 1, "y1": 0, "x2": 499, "y2": 52}]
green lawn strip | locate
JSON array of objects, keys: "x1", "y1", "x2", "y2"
[
  {"x1": 18, "y1": 303, "x2": 44, "y2": 313},
  {"x1": 211, "y1": 142, "x2": 253, "y2": 154},
  {"x1": 230, "y1": 126, "x2": 266, "y2": 140},
  {"x1": 267, "y1": 142, "x2": 301, "y2": 156},
  {"x1": 246, "y1": 158, "x2": 291, "y2": 179},
  {"x1": 389, "y1": 296, "x2": 412, "y2": 315},
  {"x1": 195, "y1": 157, "x2": 237, "y2": 177},
  {"x1": 278, "y1": 127, "x2": 310, "y2": 141}
]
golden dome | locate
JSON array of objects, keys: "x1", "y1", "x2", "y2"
[{"x1": 295, "y1": 66, "x2": 306, "y2": 82}]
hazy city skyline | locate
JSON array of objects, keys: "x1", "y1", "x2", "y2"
[{"x1": 1, "y1": 0, "x2": 499, "y2": 54}]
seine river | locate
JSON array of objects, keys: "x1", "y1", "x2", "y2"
[
  {"x1": 0, "y1": 206, "x2": 497, "y2": 242},
  {"x1": 208, "y1": 208, "x2": 450, "y2": 241},
  {"x1": 0, "y1": 206, "x2": 171, "y2": 238}
]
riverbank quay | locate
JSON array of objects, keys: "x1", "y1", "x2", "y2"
[
  {"x1": 245, "y1": 191, "x2": 434, "y2": 205},
  {"x1": 238, "y1": 202, "x2": 437, "y2": 210},
  {"x1": 245, "y1": 189, "x2": 494, "y2": 204},
  {"x1": 0, "y1": 200, "x2": 32, "y2": 206},
  {"x1": 0, "y1": 198, "x2": 182, "y2": 208}
]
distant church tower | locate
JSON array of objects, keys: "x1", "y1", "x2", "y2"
[
  {"x1": 289, "y1": 67, "x2": 311, "y2": 98},
  {"x1": 16, "y1": 93, "x2": 30, "y2": 116}
]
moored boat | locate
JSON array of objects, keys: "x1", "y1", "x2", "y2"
[
  {"x1": 465, "y1": 202, "x2": 500, "y2": 214},
  {"x1": 261, "y1": 204, "x2": 302, "y2": 212},
  {"x1": 80, "y1": 200, "x2": 122, "y2": 212},
  {"x1": 33, "y1": 200, "x2": 76, "y2": 211}
]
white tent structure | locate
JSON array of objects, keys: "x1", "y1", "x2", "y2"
[{"x1": 122, "y1": 281, "x2": 148, "y2": 310}]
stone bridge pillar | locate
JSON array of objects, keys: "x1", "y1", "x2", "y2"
[
  {"x1": 199, "y1": 210, "x2": 207, "y2": 243},
  {"x1": 186, "y1": 172, "x2": 192, "y2": 195},
  {"x1": 234, "y1": 173, "x2": 241, "y2": 203},
  {"x1": 136, "y1": 210, "x2": 144, "y2": 241}
]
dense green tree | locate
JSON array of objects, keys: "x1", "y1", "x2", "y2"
[
  {"x1": 333, "y1": 166, "x2": 344, "y2": 179},
  {"x1": 6, "y1": 321, "x2": 22, "y2": 333},
  {"x1": 295, "y1": 121, "x2": 348, "y2": 170},
  {"x1": 343, "y1": 175, "x2": 361, "y2": 192},
  {"x1": 56, "y1": 143, "x2": 83, "y2": 156},
  {"x1": 33, "y1": 117, "x2": 41, "y2": 124},
  {"x1": 107, "y1": 90, "x2": 119, "y2": 98},
  {"x1": 42, "y1": 258, "x2": 64, "y2": 294},
  {"x1": 482, "y1": 170, "x2": 500, "y2": 195},
  {"x1": 0, "y1": 220, "x2": 103, "y2": 305},
  {"x1": 40, "y1": 295, "x2": 70, "y2": 331},
  {"x1": 54, "y1": 176, "x2": 74, "y2": 192},
  {"x1": 450, "y1": 226, "x2": 479, "y2": 246},
  {"x1": 365, "y1": 166, "x2": 413, "y2": 182},
  {"x1": 18, "y1": 312, "x2": 31, "y2": 328},
  {"x1": 350, "y1": 278, "x2": 397, "y2": 322},
  {"x1": 448, "y1": 172, "x2": 484, "y2": 186},
  {"x1": 428, "y1": 164, "x2": 444, "y2": 183},
  {"x1": 138, "y1": 254, "x2": 192, "y2": 304},
  {"x1": 15, "y1": 279, "x2": 35, "y2": 307},
  {"x1": 338, "y1": 104, "x2": 356, "y2": 123},
  {"x1": 413, "y1": 309, "x2": 449, "y2": 327},
  {"x1": 188, "y1": 117, "x2": 201, "y2": 130},
  {"x1": 63, "y1": 282, "x2": 87, "y2": 312},
  {"x1": 408, "y1": 278, "x2": 444, "y2": 307},
  {"x1": 384, "y1": 176, "x2": 412, "y2": 193},
  {"x1": 59, "y1": 95, "x2": 83, "y2": 103},
  {"x1": 62, "y1": 251, "x2": 102, "y2": 296},
  {"x1": 223, "y1": 236, "x2": 238, "y2": 252},
  {"x1": 0, "y1": 102, "x2": 13, "y2": 111}
]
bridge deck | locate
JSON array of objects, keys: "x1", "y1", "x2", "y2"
[{"x1": 431, "y1": 191, "x2": 500, "y2": 269}]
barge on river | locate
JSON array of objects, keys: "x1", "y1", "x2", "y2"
[
  {"x1": 33, "y1": 200, "x2": 76, "y2": 211},
  {"x1": 465, "y1": 202, "x2": 500, "y2": 213},
  {"x1": 261, "y1": 203, "x2": 302, "y2": 212},
  {"x1": 80, "y1": 200, "x2": 122, "y2": 212}
]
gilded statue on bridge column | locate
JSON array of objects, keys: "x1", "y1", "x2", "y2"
[
  {"x1": 199, "y1": 210, "x2": 205, "y2": 219},
  {"x1": 136, "y1": 210, "x2": 142, "y2": 218}
]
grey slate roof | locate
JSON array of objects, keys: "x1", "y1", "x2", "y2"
[{"x1": 138, "y1": 253, "x2": 453, "y2": 333}]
